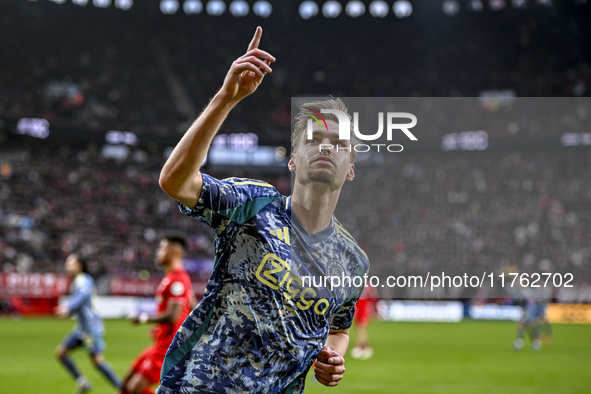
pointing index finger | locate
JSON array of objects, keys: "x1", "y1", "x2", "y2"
[{"x1": 247, "y1": 26, "x2": 263, "y2": 51}]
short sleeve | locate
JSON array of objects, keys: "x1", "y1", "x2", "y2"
[
  {"x1": 167, "y1": 281, "x2": 187, "y2": 303},
  {"x1": 178, "y1": 174, "x2": 282, "y2": 229},
  {"x1": 329, "y1": 247, "x2": 369, "y2": 331},
  {"x1": 329, "y1": 285, "x2": 363, "y2": 331}
]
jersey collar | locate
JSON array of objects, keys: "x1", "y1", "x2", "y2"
[{"x1": 285, "y1": 195, "x2": 335, "y2": 244}]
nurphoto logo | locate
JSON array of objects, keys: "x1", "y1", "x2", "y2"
[{"x1": 305, "y1": 108, "x2": 418, "y2": 153}]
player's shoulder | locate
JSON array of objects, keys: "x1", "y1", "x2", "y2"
[
  {"x1": 163, "y1": 267, "x2": 184, "y2": 280},
  {"x1": 75, "y1": 273, "x2": 94, "y2": 287},
  {"x1": 333, "y1": 218, "x2": 370, "y2": 269},
  {"x1": 333, "y1": 217, "x2": 362, "y2": 249},
  {"x1": 168, "y1": 267, "x2": 191, "y2": 282},
  {"x1": 223, "y1": 176, "x2": 280, "y2": 190},
  {"x1": 220, "y1": 177, "x2": 281, "y2": 197},
  {"x1": 196, "y1": 175, "x2": 284, "y2": 224}
]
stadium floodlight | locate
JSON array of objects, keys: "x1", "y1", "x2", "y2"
[
  {"x1": 50, "y1": 0, "x2": 66, "y2": 4},
  {"x1": 512, "y1": 0, "x2": 527, "y2": 8},
  {"x1": 345, "y1": 1, "x2": 365, "y2": 17},
  {"x1": 72, "y1": 0, "x2": 89, "y2": 6},
  {"x1": 93, "y1": 0, "x2": 111, "y2": 8},
  {"x1": 206, "y1": 0, "x2": 226, "y2": 15},
  {"x1": 115, "y1": 0, "x2": 133, "y2": 10},
  {"x1": 393, "y1": 0, "x2": 412, "y2": 18},
  {"x1": 299, "y1": 1, "x2": 319, "y2": 19},
  {"x1": 160, "y1": 0, "x2": 180, "y2": 14},
  {"x1": 183, "y1": 0, "x2": 203, "y2": 14},
  {"x1": 229, "y1": 0, "x2": 249, "y2": 17},
  {"x1": 466, "y1": 0, "x2": 483, "y2": 12},
  {"x1": 369, "y1": 1, "x2": 389, "y2": 17},
  {"x1": 275, "y1": 146, "x2": 287, "y2": 161},
  {"x1": 322, "y1": 1, "x2": 342, "y2": 18},
  {"x1": 537, "y1": 0, "x2": 552, "y2": 6},
  {"x1": 442, "y1": 0, "x2": 459, "y2": 16},
  {"x1": 489, "y1": 0, "x2": 506, "y2": 10},
  {"x1": 253, "y1": 1, "x2": 272, "y2": 17}
]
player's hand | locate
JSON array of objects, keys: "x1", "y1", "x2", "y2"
[
  {"x1": 129, "y1": 312, "x2": 149, "y2": 325},
  {"x1": 314, "y1": 346, "x2": 346, "y2": 387},
  {"x1": 54, "y1": 305, "x2": 69, "y2": 318},
  {"x1": 217, "y1": 26, "x2": 275, "y2": 104}
]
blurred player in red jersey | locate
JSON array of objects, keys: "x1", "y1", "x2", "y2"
[
  {"x1": 120, "y1": 234, "x2": 196, "y2": 394},
  {"x1": 350, "y1": 284, "x2": 378, "y2": 360}
]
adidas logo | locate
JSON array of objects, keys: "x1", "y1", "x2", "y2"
[{"x1": 270, "y1": 227, "x2": 290, "y2": 245}]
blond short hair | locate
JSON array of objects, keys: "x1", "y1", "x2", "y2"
[{"x1": 291, "y1": 98, "x2": 360, "y2": 163}]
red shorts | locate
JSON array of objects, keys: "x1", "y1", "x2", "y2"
[
  {"x1": 354, "y1": 298, "x2": 372, "y2": 327},
  {"x1": 131, "y1": 343, "x2": 169, "y2": 384}
]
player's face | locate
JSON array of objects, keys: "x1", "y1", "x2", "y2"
[
  {"x1": 64, "y1": 254, "x2": 81, "y2": 278},
  {"x1": 156, "y1": 240, "x2": 172, "y2": 266},
  {"x1": 289, "y1": 120, "x2": 355, "y2": 189}
]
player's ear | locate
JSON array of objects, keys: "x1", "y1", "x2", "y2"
[
  {"x1": 288, "y1": 153, "x2": 296, "y2": 172},
  {"x1": 346, "y1": 164, "x2": 355, "y2": 181}
]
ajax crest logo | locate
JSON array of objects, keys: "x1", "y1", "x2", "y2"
[{"x1": 326, "y1": 260, "x2": 344, "y2": 279}]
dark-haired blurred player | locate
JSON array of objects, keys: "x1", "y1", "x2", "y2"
[
  {"x1": 120, "y1": 235, "x2": 196, "y2": 394},
  {"x1": 54, "y1": 253, "x2": 121, "y2": 394}
]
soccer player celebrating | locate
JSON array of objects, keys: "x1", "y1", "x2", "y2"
[
  {"x1": 156, "y1": 27, "x2": 369, "y2": 393},
  {"x1": 120, "y1": 234, "x2": 195, "y2": 394},
  {"x1": 54, "y1": 253, "x2": 121, "y2": 394}
]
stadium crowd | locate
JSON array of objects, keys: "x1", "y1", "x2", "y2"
[
  {"x1": 1, "y1": 2, "x2": 589, "y2": 145},
  {"x1": 337, "y1": 149, "x2": 591, "y2": 297},
  {"x1": 0, "y1": 141, "x2": 289, "y2": 278},
  {"x1": 1, "y1": 1, "x2": 590, "y2": 295}
]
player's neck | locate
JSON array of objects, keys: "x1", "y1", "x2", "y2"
[
  {"x1": 291, "y1": 184, "x2": 340, "y2": 235},
  {"x1": 163, "y1": 260, "x2": 182, "y2": 275}
]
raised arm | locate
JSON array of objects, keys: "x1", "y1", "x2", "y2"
[{"x1": 159, "y1": 26, "x2": 275, "y2": 208}]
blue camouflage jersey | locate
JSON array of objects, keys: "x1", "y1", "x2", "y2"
[
  {"x1": 67, "y1": 273, "x2": 104, "y2": 337},
  {"x1": 157, "y1": 175, "x2": 369, "y2": 394}
]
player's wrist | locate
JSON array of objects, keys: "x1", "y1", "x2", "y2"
[{"x1": 212, "y1": 90, "x2": 240, "y2": 109}]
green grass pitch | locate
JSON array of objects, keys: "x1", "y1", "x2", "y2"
[{"x1": 0, "y1": 318, "x2": 589, "y2": 393}]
